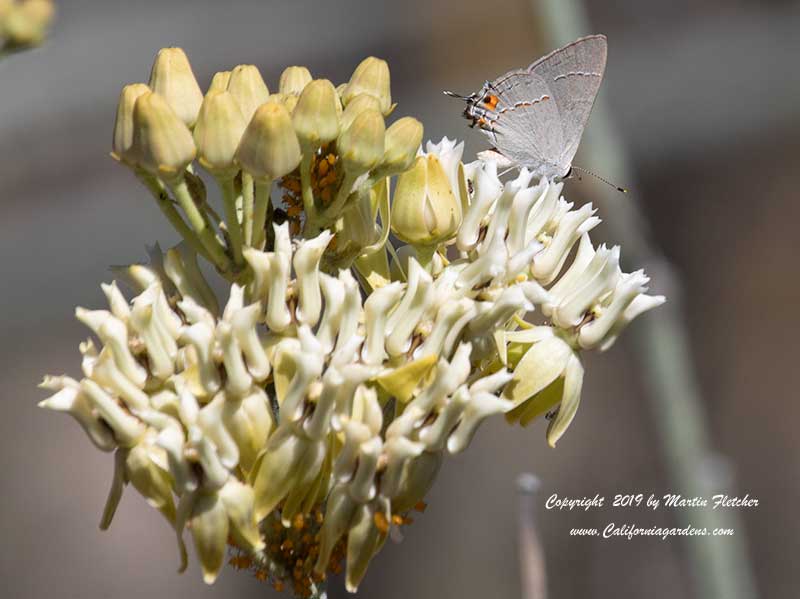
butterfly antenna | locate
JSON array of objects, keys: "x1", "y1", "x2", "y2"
[{"x1": 571, "y1": 165, "x2": 628, "y2": 194}]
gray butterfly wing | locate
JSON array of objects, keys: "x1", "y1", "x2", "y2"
[
  {"x1": 529, "y1": 34, "x2": 607, "y2": 174},
  {"x1": 486, "y1": 69, "x2": 565, "y2": 178}
]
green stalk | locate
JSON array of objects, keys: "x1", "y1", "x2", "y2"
[
  {"x1": 242, "y1": 171, "x2": 255, "y2": 246},
  {"x1": 218, "y1": 176, "x2": 244, "y2": 266},
  {"x1": 134, "y1": 170, "x2": 213, "y2": 263},
  {"x1": 168, "y1": 177, "x2": 232, "y2": 273},
  {"x1": 252, "y1": 177, "x2": 274, "y2": 250}
]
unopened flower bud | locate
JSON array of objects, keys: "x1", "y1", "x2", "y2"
[
  {"x1": 0, "y1": 1, "x2": 12, "y2": 21},
  {"x1": 129, "y1": 91, "x2": 196, "y2": 179},
  {"x1": 193, "y1": 90, "x2": 248, "y2": 176},
  {"x1": 227, "y1": 64, "x2": 269, "y2": 122},
  {"x1": 280, "y1": 93, "x2": 299, "y2": 114},
  {"x1": 148, "y1": 47, "x2": 204, "y2": 127},
  {"x1": 337, "y1": 108, "x2": 385, "y2": 176},
  {"x1": 342, "y1": 56, "x2": 392, "y2": 115},
  {"x1": 111, "y1": 83, "x2": 151, "y2": 162},
  {"x1": 3, "y1": 0, "x2": 54, "y2": 46},
  {"x1": 207, "y1": 70, "x2": 231, "y2": 94},
  {"x1": 235, "y1": 102, "x2": 302, "y2": 179},
  {"x1": 292, "y1": 79, "x2": 340, "y2": 149},
  {"x1": 340, "y1": 93, "x2": 381, "y2": 132},
  {"x1": 391, "y1": 154, "x2": 462, "y2": 245},
  {"x1": 373, "y1": 116, "x2": 423, "y2": 177},
  {"x1": 264, "y1": 93, "x2": 296, "y2": 115},
  {"x1": 279, "y1": 65, "x2": 312, "y2": 95}
]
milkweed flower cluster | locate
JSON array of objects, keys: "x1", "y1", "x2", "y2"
[
  {"x1": 40, "y1": 47, "x2": 664, "y2": 596},
  {"x1": 0, "y1": 0, "x2": 53, "y2": 51}
]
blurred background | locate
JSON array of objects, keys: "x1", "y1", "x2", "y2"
[{"x1": 1, "y1": 0, "x2": 797, "y2": 597}]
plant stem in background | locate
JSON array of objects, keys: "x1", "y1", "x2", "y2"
[
  {"x1": 517, "y1": 474, "x2": 547, "y2": 599},
  {"x1": 532, "y1": 1, "x2": 758, "y2": 598}
]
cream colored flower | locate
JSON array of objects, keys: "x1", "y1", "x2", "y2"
[{"x1": 44, "y1": 51, "x2": 665, "y2": 597}]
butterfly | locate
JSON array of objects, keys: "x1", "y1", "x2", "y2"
[{"x1": 445, "y1": 34, "x2": 607, "y2": 181}]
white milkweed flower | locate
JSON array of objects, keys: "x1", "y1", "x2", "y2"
[
  {"x1": 42, "y1": 224, "x2": 528, "y2": 594},
  {"x1": 42, "y1": 49, "x2": 664, "y2": 597}
]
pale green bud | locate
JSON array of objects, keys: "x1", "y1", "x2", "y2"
[
  {"x1": 374, "y1": 116, "x2": 423, "y2": 177},
  {"x1": 342, "y1": 56, "x2": 392, "y2": 115},
  {"x1": 111, "y1": 83, "x2": 151, "y2": 163},
  {"x1": 265, "y1": 93, "x2": 294, "y2": 112},
  {"x1": 148, "y1": 47, "x2": 204, "y2": 127},
  {"x1": 193, "y1": 90, "x2": 248, "y2": 176},
  {"x1": 227, "y1": 64, "x2": 269, "y2": 122},
  {"x1": 129, "y1": 91, "x2": 196, "y2": 179},
  {"x1": 279, "y1": 65, "x2": 312, "y2": 95},
  {"x1": 337, "y1": 108, "x2": 385, "y2": 176},
  {"x1": 340, "y1": 93, "x2": 381, "y2": 132},
  {"x1": 281, "y1": 93, "x2": 298, "y2": 114},
  {"x1": 2, "y1": 0, "x2": 54, "y2": 46},
  {"x1": 235, "y1": 102, "x2": 302, "y2": 179},
  {"x1": 207, "y1": 70, "x2": 231, "y2": 94},
  {"x1": 292, "y1": 79, "x2": 340, "y2": 148},
  {"x1": 391, "y1": 155, "x2": 462, "y2": 245}
]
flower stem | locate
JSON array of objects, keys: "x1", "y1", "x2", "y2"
[
  {"x1": 242, "y1": 171, "x2": 255, "y2": 246},
  {"x1": 299, "y1": 152, "x2": 319, "y2": 226},
  {"x1": 320, "y1": 171, "x2": 358, "y2": 227},
  {"x1": 218, "y1": 176, "x2": 244, "y2": 266},
  {"x1": 168, "y1": 176, "x2": 232, "y2": 273},
  {"x1": 252, "y1": 177, "x2": 273, "y2": 250},
  {"x1": 135, "y1": 170, "x2": 214, "y2": 263}
]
